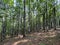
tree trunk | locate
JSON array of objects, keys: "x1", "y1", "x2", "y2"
[
  {"x1": 53, "y1": 7, "x2": 56, "y2": 30},
  {"x1": 23, "y1": 0, "x2": 26, "y2": 37}
]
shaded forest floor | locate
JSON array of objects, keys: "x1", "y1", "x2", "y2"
[{"x1": 0, "y1": 29, "x2": 60, "y2": 45}]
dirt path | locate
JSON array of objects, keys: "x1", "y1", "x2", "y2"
[{"x1": 1, "y1": 30, "x2": 60, "y2": 45}]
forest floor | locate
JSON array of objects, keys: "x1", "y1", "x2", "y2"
[{"x1": 0, "y1": 29, "x2": 60, "y2": 45}]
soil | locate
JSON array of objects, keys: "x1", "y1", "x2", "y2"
[{"x1": 0, "y1": 29, "x2": 60, "y2": 45}]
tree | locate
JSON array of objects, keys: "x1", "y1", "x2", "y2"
[{"x1": 22, "y1": 0, "x2": 26, "y2": 37}]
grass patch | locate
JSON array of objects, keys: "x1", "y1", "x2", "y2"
[{"x1": 39, "y1": 42, "x2": 46, "y2": 45}]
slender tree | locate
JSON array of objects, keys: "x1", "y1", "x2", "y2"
[{"x1": 22, "y1": 0, "x2": 26, "y2": 37}]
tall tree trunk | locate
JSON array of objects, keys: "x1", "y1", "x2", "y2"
[
  {"x1": 48, "y1": 13, "x2": 51, "y2": 30},
  {"x1": 28, "y1": 0, "x2": 31, "y2": 33},
  {"x1": 1, "y1": 16, "x2": 6, "y2": 41},
  {"x1": 23, "y1": 0, "x2": 26, "y2": 37},
  {"x1": 43, "y1": 13, "x2": 45, "y2": 32},
  {"x1": 53, "y1": 7, "x2": 56, "y2": 30},
  {"x1": 45, "y1": 1, "x2": 48, "y2": 31}
]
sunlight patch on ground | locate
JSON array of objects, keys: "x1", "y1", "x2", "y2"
[
  {"x1": 14, "y1": 35, "x2": 23, "y2": 39},
  {"x1": 29, "y1": 31, "x2": 57, "y2": 39},
  {"x1": 12, "y1": 39, "x2": 30, "y2": 45},
  {"x1": 44, "y1": 35, "x2": 56, "y2": 38}
]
